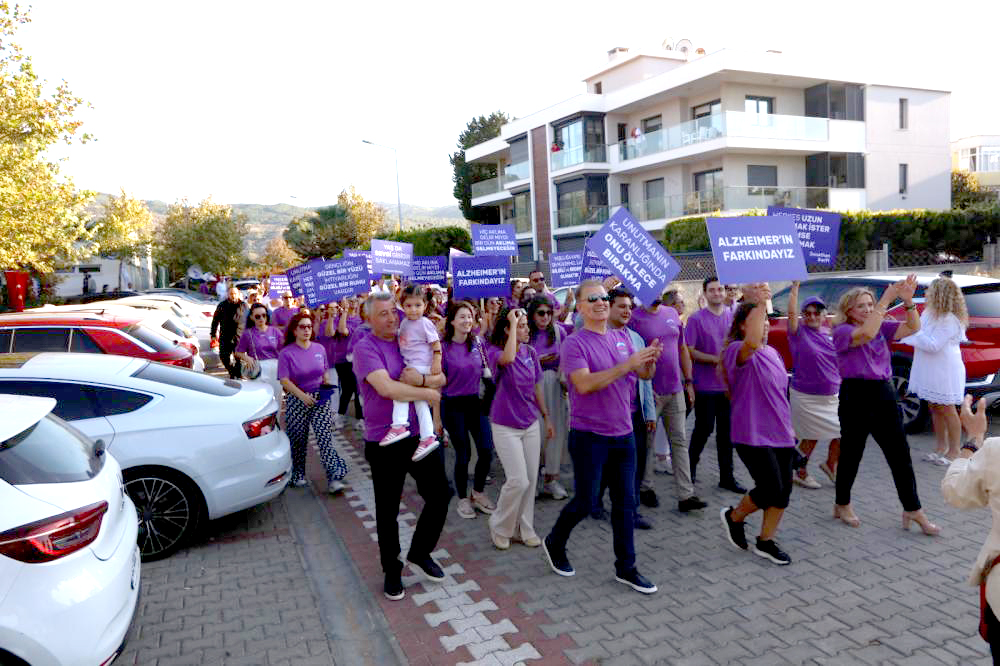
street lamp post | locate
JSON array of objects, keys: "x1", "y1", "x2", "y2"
[{"x1": 361, "y1": 139, "x2": 403, "y2": 233}]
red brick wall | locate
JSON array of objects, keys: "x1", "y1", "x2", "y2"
[{"x1": 530, "y1": 126, "x2": 551, "y2": 259}]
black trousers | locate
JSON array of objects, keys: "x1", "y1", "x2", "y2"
[
  {"x1": 441, "y1": 394, "x2": 493, "y2": 498},
  {"x1": 364, "y1": 437, "x2": 453, "y2": 576},
  {"x1": 734, "y1": 444, "x2": 794, "y2": 510},
  {"x1": 689, "y1": 391, "x2": 735, "y2": 484},
  {"x1": 835, "y1": 378, "x2": 921, "y2": 512},
  {"x1": 219, "y1": 335, "x2": 241, "y2": 379},
  {"x1": 335, "y1": 361, "x2": 363, "y2": 418}
]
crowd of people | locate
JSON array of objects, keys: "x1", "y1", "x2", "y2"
[{"x1": 216, "y1": 268, "x2": 976, "y2": 605}]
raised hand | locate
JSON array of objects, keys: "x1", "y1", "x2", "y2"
[{"x1": 960, "y1": 394, "x2": 988, "y2": 442}]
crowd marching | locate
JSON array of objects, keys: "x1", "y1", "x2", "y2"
[{"x1": 213, "y1": 269, "x2": 978, "y2": 606}]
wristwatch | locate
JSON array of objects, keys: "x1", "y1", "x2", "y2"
[{"x1": 962, "y1": 441, "x2": 980, "y2": 454}]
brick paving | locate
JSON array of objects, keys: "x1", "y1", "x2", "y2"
[{"x1": 118, "y1": 410, "x2": 997, "y2": 665}]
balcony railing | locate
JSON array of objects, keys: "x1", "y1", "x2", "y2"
[
  {"x1": 504, "y1": 160, "x2": 531, "y2": 183},
  {"x1": 505, "y1": 214, "x2": 531, "y2": 233},
  {"x1": 556, "y1": 205, "x2": 609, "y2": 228},
  {"x1": 617, "y1": 111, "x2": 829, "y2": 162},
  {"x1": 471, "y1": 177, "x2": 501, "y2": 198},
  {"x1": 550, "y1": 144, "x2": 607, "y2": 171},
  {"x1": 630, "y1": 186, "x2": 832, "y2": 221}
]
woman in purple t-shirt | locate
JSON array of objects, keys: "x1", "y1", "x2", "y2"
[
  {"x1": 441, "y1": 301, "x2": 495, "y2": 519},
  {"x1": 236, "y1": 303, "x2": 284, "y2": 399},
  {"x1": 831, "y1": 277, "x2": 939, "y2": 535},
  {"x1": 527, "y1": 296, "x2": 573, "y2": 501},
  {"x1": 278, "y1": 312, "x2": 348, "y2": 493},
  {"x1": 719, "y1": 294, "x2": 796, "y2": 566},
  {"x1": 486, "y1": 308, "x2": 553, "y2": 550},
  {"x1": 320, "y1": 298, "x2": 362, "y2": 428}
]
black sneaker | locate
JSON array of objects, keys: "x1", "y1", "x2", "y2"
[
  {"x1": 719, "y1": 480, "x2": 748, "y2": 494},
  {"x1": 615, "y1": 569, "x2": 657, "y2": 594},
  {"x1": 542, "y1": 535, "x2": 575, "y2": 577},
  {"x1": 753, "y1": 539, "x2": 791, "y2": 566},
  {"x1": 634, "y1": 513, "x2": 653, "y2": 530},
  {"x1": 720, "y1": 507, "x2": 748, "y2": 551},
  {"x1": 407, "y1": 555, "x2": 445, "y2": 582},
  {"x1": 639, "y1": 488, "x2": 660, "y2": 508},
  {"x1": 678, "y1": 496, "x2": 708, "y2": 512},
  {"x1": 384, "y1": 574, "x2": 405, "y2": 600}
]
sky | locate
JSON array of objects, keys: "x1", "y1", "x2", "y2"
[{"x1": 17, "y1": 0, "x2": 1000, "y2": 209}]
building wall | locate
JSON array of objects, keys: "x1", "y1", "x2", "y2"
[
  {"x1": 586, "y1": 55, "x2": 686, "y2": 94},
  {"x1": 530, "y1": 125, "x2": 553, "y2": 258},
  {"x1": 53, "y1": 255, "x2": 155, "y2": 298},
  {"x1": 720, "y1": 154, "x2": 807, "y2": 188},
  {"x1": 865, "y1": 85, "x2": 951, "y2": 210}
]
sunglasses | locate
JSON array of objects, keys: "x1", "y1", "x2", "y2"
[
  {"x1": 586, "y1": 294, "x2": 612, "y2": 303},
  {"x1": 297, "y1": 323, "x2": 313, "y2": 330},
  {"x1": 536, "y1": 310, "x2": 552, "y2": 316},
  {"x1": 253, "y1": 313, "x2": 267, "y2": 319}
]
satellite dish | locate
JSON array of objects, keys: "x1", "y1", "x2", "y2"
[
  {"x1": 675, "y1": 38, "x2": 694, "y2": 53},
  {"x1": 661, "y1": 38, "x2": 673, "y2": 50}
]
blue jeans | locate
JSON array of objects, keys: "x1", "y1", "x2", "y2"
[{"x1": 547, "y1": 428, "x2": 637, "y2": 576}]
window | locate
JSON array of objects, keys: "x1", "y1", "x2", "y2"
[
  {"x1": 0, "y1": 330, "x2": 10, "y2": 353},
  {"x1": 747, "y1": 165, "x2": 778, "y2": 194},
  {"x1": 770, "y1": 282, "x2": 829, "y2": 317},
  {"x1": 642, "y1": 115, "x2": 662, "y2": 133},
  {"x1": 517, "y1": 242, "x2": 534, "y2": 263},
  {"x1": 804, "y1": 83, "x2": 864, "y2": 120},
  {"x1": 963, "y1": 285, "x2": 1000, "y2": 318},
  {"x1": 90, "y1": 386, "x2": 154, "y2": 416},
  {"x1": 899, "y1": 164, "x2": 908, "y2": 194},
  {"x1": 593, "y1": 81, "x2": 602, "y2": 94},
  {"x1": 12, "y1": 328, "x2": 70, "y2": 353},
  {"x1": 132, "y1": 361, "x2": 241, "y2": 396},
  {"x1": 556, "y1": 235, "x2": 587, "y2": 252},
  {"x1": 692, "y1": 100, "x2": 721, "y2": 119},
  {"x1": 807, "y1": 153, "x2": 865, "y2": 189},
  {"x1": 0, "y1": 380, "x2": 101, "y2": 421},
  {"x1": 745, "y1": 96, "x2": 774, "y2": 115},
  {"x1": 899, "y1": 98, "x2": 908, "y2": 130},
  {"x1": 69, "y1": 329, "x2": 103, "y2": 354},
  {"x1": 620, "y1": 183, "x2": 630, "y2": 210},
  {"x1": 124, "y1": 324, "x2": 176, "y2": 352},
  {"x1": 0, "y1": 414, "x2": 102, "y2": 485},
  {"x1": 643, "y1": 178, "x2": 665, "y2": 219}
]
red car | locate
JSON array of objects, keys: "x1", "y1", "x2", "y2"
[
  {"x1": 0, "y1": 311, "x2": 195, "y2": 368},
  {"x1": 767, "y1": 273, "x2": 1000, "y2": 432}
]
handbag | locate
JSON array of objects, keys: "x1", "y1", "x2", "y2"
[
  {"x1": 980, "y1": 554, "x2": 1000, "y2": 641},
  {"x1": 241, "y1": 331, "x2": 262, "y2": 380},
  {"x1": 473, "y1": 336, "x2": 495, "y2": 405}
]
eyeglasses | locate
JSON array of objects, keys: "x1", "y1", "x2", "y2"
[
  {"x1": 586, "y1": 294, "x2": 612, "y2": 303},
  {"x1": 536, "y1": 310, "x2": 552, "y2": 316},
  {"x1": 297, "y1": 323, "x2": 313, "y2": 330}
]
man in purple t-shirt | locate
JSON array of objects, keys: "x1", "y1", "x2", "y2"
[
  {"x1": 353, "y1": 292, "x2": 454, "y2": 602},
  {"x1": 685, "y1": 277, "x2": 746, "y2": 494}
]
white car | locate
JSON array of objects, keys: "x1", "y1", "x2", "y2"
[
  {"x1": 0, "y1": 394, "x2": 140, "y2": 666},
  {"x1": 116, "y1": 295, "x2": 221, "y2": 367},
  {"x1": 0, "y1": 353, "x2": 292, "y2": 561}
]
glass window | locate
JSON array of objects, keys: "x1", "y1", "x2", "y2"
[
  {"x1": 694, "y1": 169, "x2": 723, "y2": 192},
  {"x1": 0, "y1": 380, "x2": 101, "y2": 421},
  {"x1": 0, "y1": 330, "x2": 10, "y2": 353},
  {"x1": 692, "y1": 100, "x2": 721, "y2": 119},
  {"x1": 508, "y1": 136, "x2": 528, "y2": 165},
  {"x1": 745, "y1": 96, "x2": 774, "y2": 114},
  {"x1": 556, "y1": 236, "x2": 587, "y2": 252},
  {"x1": 517, "y1": 243, "x2": 534, "y2": 263},
  {"x1": 70, "y1": 329, "x2": 103, "y2": 354},
  {"x1": 981, "y1": 147, "x2": 1000, "y2": 172},
  {"x1": 132, "y1": 361, "x2": 240, "y2": 396},
  {"x1": 642, "y1": 115, "x2": 662, "y2": 133},
  {"x1": 748, "y1": 165, "x2": 778, "y2": 194},
  {"x1": 124, "y1": 323, "x2": 176, "y2": 352},
  {"x1": 899, "y1": 164, "x2": 908, "y2": 194},
  {"x1": 644, "y1": 178, "x2": 665, "y2": 220},
  {"x1": 770, "y1": 282, "x2": 829, "y2": 317},
  {"x1": 899, "y1": 98, "x2": 908, "y2": 130},
  {"x1": 91, "y1": 386, "x2": 154, "y2": 416},
  {"x1": 553, "y1": 119, "x2": 582, "y2": 153},
  {"x1": 12, "y1": 328, "x2": 70, "y2": 353},
  {"x1": 0, "y1": 414, "x2": 103, "y2": 485},
  {"x1": 964, "y1": 285, "x2": 1000, "y2": 318}
]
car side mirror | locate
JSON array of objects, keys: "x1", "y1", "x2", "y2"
[{"x1": 94, "y1": 438, "x2": 106, "y2": 457}]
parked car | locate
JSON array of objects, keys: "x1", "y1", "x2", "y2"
[
  {"x1": 0, "y1": 352, "x2": 291, "y2": 560},
  {"x1": 0, "y1": 311, "x2": 196, "y2": 369},
  {"x1": 63, "y1": 289, "x2": 140, "y2": 304},
  {"x1": 143, "y1": 288, "x2": 218, "y2": 306},
  {"x1": 0, "y1": 393, "x2": 140, "y2": 665},
  {"x1": 767, "y1": 273, "x2": 1000, "y2": 432},
  {"x1": 117, "y1": 295, "x2": 221, "y2": 367}
]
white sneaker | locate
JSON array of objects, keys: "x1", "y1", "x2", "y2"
[
  {"x1": 792, "y1": 473, "x2": 821, "y2": 490},
  {"x1": 543, "y1": 480, "x2": 569, "y2": 500},
  {"x1": 328, "y1": 480, "x2": 346, "y2": 494},
  {"x1": 654, "y1": 456, "x2": 673, "y2": 475},
  {"x1": 456, "y1": 498, "x2": 476, "y2": 519}
]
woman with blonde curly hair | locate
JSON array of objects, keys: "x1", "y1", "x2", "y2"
[
  {"x1": 900, "y1": 276, "x2": 968, "y2": 464},
  {"x1": 830, "y1": 276, "x2": 939, "y2": 535}
]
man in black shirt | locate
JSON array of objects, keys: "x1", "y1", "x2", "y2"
[{"x1": 211, "y1": 285, "x2": 246, "y2": 379}]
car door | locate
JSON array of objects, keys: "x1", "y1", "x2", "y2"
[
  {"x1": 87, "y1": 386, "x2": 156, "y2": 459},
  {"x1": 0, "y1": 379, "x2": 115, "y2": 443}
]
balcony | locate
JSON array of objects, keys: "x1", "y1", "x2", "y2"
[
  {"x1": 616, "y1": 111, "x2": 830, "y2": 163},
  {"x1": 630, "y1": 186, "x2": 836, "y2": 221},
  {"x1": 504, "y1": 160, "x2": 531, "y2": 184},
  {"x1": 550, "y1": 144, "x2": 607, "y2": 172},
  {"x1": 556, "y1": 205, "x2": 609, "y2": 229},
  {"x1": 471, "y1": 177, "x2": 501, "y2": 198}
]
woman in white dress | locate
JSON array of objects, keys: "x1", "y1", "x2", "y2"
[{"x1": 900, "y1": 277, "x2": 968, "y2": 464}]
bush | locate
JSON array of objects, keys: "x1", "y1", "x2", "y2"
[{"x1": 373, "y1": 226, "x2": 472, "y2": 258}]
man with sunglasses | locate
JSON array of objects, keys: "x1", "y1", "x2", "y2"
[
  {"x1": 273, "y1": 291, "x2": 300, "y2": 331},
  {"x1": 529, "y1": 269, "x2": 574, "y2": 319}
]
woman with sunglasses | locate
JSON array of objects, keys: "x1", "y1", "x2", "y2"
[
  {"x1": 786, "y1": 282, "x2": 841, "y2": 489},
  {"x1": 527, "y1": 295, "x2": 573, "y2": 501},
  {"x1": 278, "y1": 311, "x2": 349, "y2": 493},
  {"x1": 236, "y1": 303, "x2": 284, "y2": 399}
]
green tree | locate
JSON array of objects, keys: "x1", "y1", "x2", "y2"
[
  {"x1": 283, "y1": 187, "x2": 386, "y2": 260},
  {"x1": 0, "y1": 4, "x2": 94, "y2": 272},
  {"x1": 153, "y1": 198, "x2": 248, "y2": 279},
  {"x1": 449, "y1": 111, "x2": 510, "y2": 224},
  {"x1": 952, "y1": 169, "x2": 997, "y2": 209},
  {"x1": 90, "y1": 190, "x2": 154, "y2": 290},
  {"x1": 256, "y1": 236, "x2": 299, "y2": 274},
  {"x1": 377, "y1": 226, "x2": 471, "y2": 258}
]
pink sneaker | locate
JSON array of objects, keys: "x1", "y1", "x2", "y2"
[
  {"x1": 379, "y1": 425, "x2": 410, "y2": 446},
  {"x1": 412, "y1": 436, "x2": 440, "y2": 461}
]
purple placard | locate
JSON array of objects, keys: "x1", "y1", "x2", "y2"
[
  {"x1": 581, "y1": 243, "x2": 614, "y2": 282},
  {"x1": 471, "y1": 223, "x2": 518, "y2": 256},
  {"x1": 312, "y1": 257, "x2": 370, "y2": 304},
  {"x1": 587, "y1": 208, "x2": 681, "y2": 306},
  {"x1": 411, "y1": 256, "x2": 448, "y2": 285},
  {"x1": 549, "y1": 251, "x2": 583, "y2": 288},
  {"x1": 371, "y1": 239, "x2": 413, "y2": 276},
  {"x1": 707, "y1": 216, "x2": 808, "y2": 284},
  {"x1": 766, "y1": 206, "x2": 842, "y2": 266},
  {"x1": 452, "y1": 256, "x2": 510, "y2": 300},
  {"x1": 449, "y1": 247, "x2": 470, "y2": 273},
  {"x1": 266, "y1": 273, "x2": 290, "y2": 304},
  {"x1": 287, "y1": 259, "x2": 324, "y2": 304},
  {"x1": 343, "y1": 250, "x2": 373, "y2": 281}
]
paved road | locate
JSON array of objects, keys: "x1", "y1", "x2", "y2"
[{"x1": 119, "y1": 414, "x2": 997, "y2": 665}]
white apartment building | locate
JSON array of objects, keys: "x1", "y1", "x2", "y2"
[
  {"x1": 465, "y1": 43, "x2": 952, "y2": 260},
  {"x1": 952, "y1": 135, "x2": 1000, "y2": 191}
]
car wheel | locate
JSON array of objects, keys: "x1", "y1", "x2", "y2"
[
  {"x1": 124, "y1": 467, "x2": 202, "y2": 561},
  {"x1": 891, "y1": 364, "x2": 930, "y2": 434}
]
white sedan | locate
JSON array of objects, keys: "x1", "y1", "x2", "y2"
[
  {"x1": 0, "y1": 394, "x2": 140, "y2": 666},
  {"x1": 0, "y1": 352, "x2": 292, "y2": 561}
]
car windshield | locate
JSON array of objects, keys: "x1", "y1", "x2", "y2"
[
  {"x1": 132, "y1": 361, "x2": 240, "y2": 396},
  {"x1": 0, "y1": 414, "x2": 103, "y2": 484},
  {"x1": 962, "y1": 284, "x2": 1000, "y2": 318}
]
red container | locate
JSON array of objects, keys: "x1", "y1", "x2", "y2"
[{"x1": 4, "y1": 271, "x2": 29, "y2": 312}]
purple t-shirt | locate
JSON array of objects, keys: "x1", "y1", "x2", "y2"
[
  {"x1": 789, "y1": 325, "x2": 841, "y2": 396},
  {"x1": 346, "y1": 322, "x2": 371, "y2": 357},
  {"x1": 398, "y1": 316, "x2": 439, "y2": 369},
  {"x1": 273, "y1": 306, "x2": 298, "y2": 329},
  {"x1": 529, "y1": 323, "x2": 573, "y2": 371},
  {"x1": 488, "y1": 344, "x2": 542, "y2": 430},
  {"x1": 352, "y1": 334, "x2": 419, "y2": 442},
  {"x1": 236, "y1": 325, "x2": 283, "y2": 361},
  {"x1": 684, "y1": 307, "x2": 732, "y2": 392},
  {"x1": 628, "y1": 306, "x2": 684, "y2": 395},
  {"x1": 560, "y1": 328, "x2": 636, "y2": 437},
  {"x1": 441, "y1": 337, "x2": 485, "y2": 397},
  {"x1": 722, "y1": 341, "x2": 795, "y2": 448},
  {"x1": 833, "y1": 320, "x2": 901, "y2": 381},
  {"x1": 277, "y1": 341, "x2": 329, "y2": 393}
]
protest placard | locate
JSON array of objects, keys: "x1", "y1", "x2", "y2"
[
  {"x1": 707, "y1": 216, "x2": 808, "y2": 284},
  {"x1": 343, "y1": 250, "x2": 373, "y2": 281},
  {"x1": 452, "y1": 256, "x2": 510, "y2": 300},
  {"x1": 581, "y1": 244, "x2": 615, "y2": 282},
  {"x1": 549, "y1": 251, "x2": 583, "y2": 288},
  {"x1": 587, "y1": 208, "x2": 680, "y2": 306},
  {"x1": 766, "y1": 206, "x2": 841, "y2": 266},
  {"x1": 471, "y1": 224, "x2": 518, "y2": 256},
  {"x1": 312, "y1": 257, "x2": 370, "y2": 304},
  {"x1": 287, "y1": 259, "x2": 324, "y2": 306},
  {"x1": 266, "y1": 273, "x2": 290, "y2": 304},
  {"x1": 411, "y1": 256, "x2": 448, "y2": 285},
  {"x1": 371, "y1": 239, "x2": 413, "y2": 276}
]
